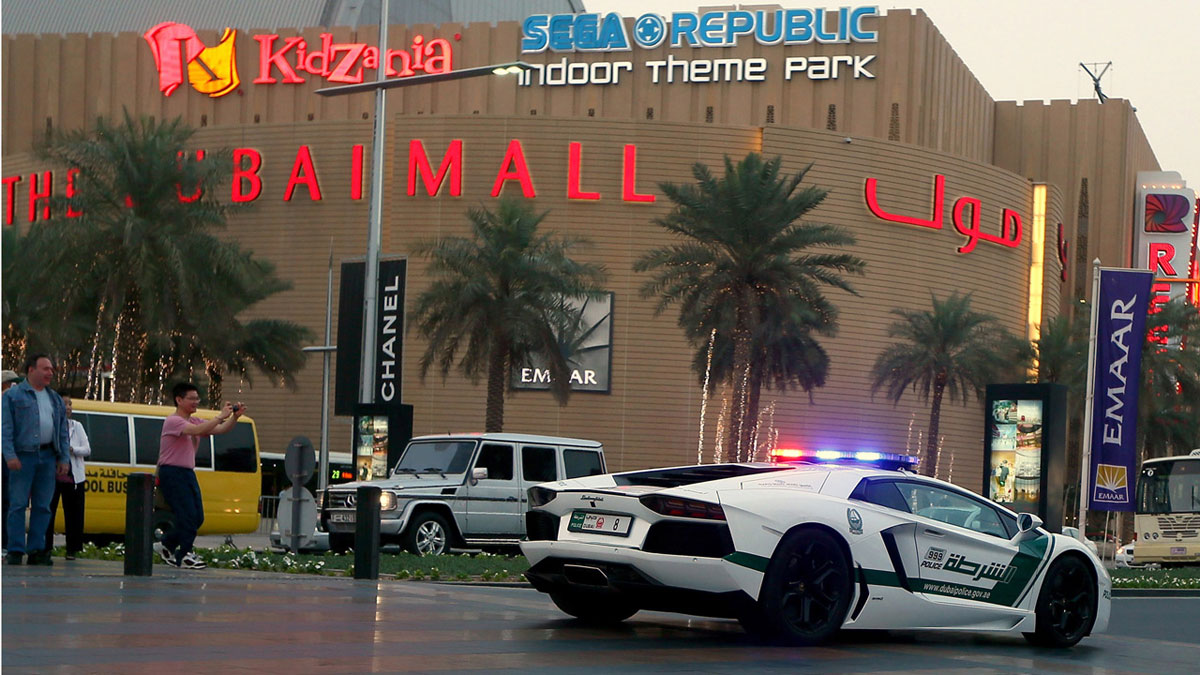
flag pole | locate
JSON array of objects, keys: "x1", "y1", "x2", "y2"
[{"x1": 1077, "y1": 259, "x2": 1102, "y2": 537}]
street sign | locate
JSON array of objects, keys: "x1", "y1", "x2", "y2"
[
  {"x1": 277, "y1": 489, "x2": 317, "y2": 551},
  {"x1": 285, "y1": 436, "x2": 316, "y2": 485}
]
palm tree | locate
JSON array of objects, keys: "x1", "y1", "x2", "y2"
[
  {"x1": 870, "y1": 292, "x2": 1029, "y2": 476},
  {"x1": 636, "y1": 153, "x2": 864, "y2": 458},
  {"x1": 410, "y1": 198, "x2": 607, "y2": 432},
  {"x1": 29, "y1": 109, "x2": 308, "y2": 403},
  {"x1": 1138, "y1": 297, "x2": 1200, "y2": 460}
]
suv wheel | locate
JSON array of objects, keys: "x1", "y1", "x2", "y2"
[{"x1": 404, "y1": 513, "x2": 451, "y2": 556}]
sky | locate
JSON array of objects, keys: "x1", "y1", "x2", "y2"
[{"x1": 585, "y1": 0, "x2": 1200, "y2": 190}]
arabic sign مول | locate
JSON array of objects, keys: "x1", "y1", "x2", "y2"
[
  {"x1": 864, "y1": 174, "x2": 1023, "y2": 254},
  {"x1": 1088, "y1": 268, "x2": 1154, "y2": 512}
]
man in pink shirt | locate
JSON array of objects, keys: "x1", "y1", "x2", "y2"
[{"x1": 155, "y1": 382, "x2": 245, "y2": 569}]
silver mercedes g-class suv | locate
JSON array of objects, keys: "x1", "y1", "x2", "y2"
[{"x1": 319, "y1": 433, "x2": 606, "y2": 554}]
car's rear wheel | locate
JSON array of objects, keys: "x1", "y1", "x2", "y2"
[
  {"x1": 549, "y1": 590, "x2": 638, "y2": 623},
  {"x1": 755, "y1": 528, "x2": 853, "y2": 646},
  {"x1": 1024, "y1": 555, "x2": 1097, "y2": 648},
  {"x1": 403, "y1": 512, "x2": 450, "y2": 556}
]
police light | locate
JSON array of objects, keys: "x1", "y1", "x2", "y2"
[{"x1": 768, "y1": 447, "x2": 919, "y2": 470}]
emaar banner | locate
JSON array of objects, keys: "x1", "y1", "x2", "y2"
[{"x1": 1087, "y1": 268, "x2": 1154, "y2": 511}]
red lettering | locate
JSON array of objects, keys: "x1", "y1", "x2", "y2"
[
  {"x1": 1149, "y1": 242, "x2": 1178, "y2": 276},
  {"x1": 28, "y1": 171, "x2": 52, "y2": 222},
  {"x1": 66, "y1": 168, "x2": 83, "y2": 217},
  {"x1": 865, "y1": 174, "x2": 944, "y2": 229},
  {"x1": 422, "y1": 38, "x2": 453, "y2": 74},
  {"x1": 302, "y1": 33, "x2": 332, "y2": 76},
  {"x1": 351, "y1": 145, "x2": 365, "y2": 200},
  {"x1": 284, "y1": 146, "x2": 322, "y2": 201},
  {"x1": 232, "y1": 148, "x2": 263, "y2": 202},
  {"x1": 385, "y1": 49, "x2": 413, "y2": 77},
  {"x1": 409, "y1": 140, "x2": 462, "y2": 197},
  {"x1": 253, "y1": 35, "x2": 306, "y2": 84},
  {"x1": 1148, "y1": 282, "x2": 1172, "y2": 320},
  {"x1": 491, "y1": 140, "x2": 536, "y2": 198},
  {"x1": 621, "y1": 145, "x2": 654, "y2": 202},
  {"x1": 567, "y1": 143, "x2": 600, "y2": 200},
  {"x1": 4, "y1": 175, "x2": 22, "y2": 225},
  {"x1": 175, "y1": 150, "x2": 206, "y2": 203},
  {"x1": 328, "y1": 43, "x2": 368, "y2": 83}
]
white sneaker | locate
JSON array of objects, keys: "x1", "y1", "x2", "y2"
[
  {"x1": 155, "y1": 542, "x2": 178, "y2": 567},
  {"x1": 178, "y1": 552, "x2": 208, "y2": 569}
]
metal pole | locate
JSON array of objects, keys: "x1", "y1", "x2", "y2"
[
  {"x1": 319, "y1": 247, "x2": 333, "y2": 493},
  {"x1": 359, "y1": 0, "x2": 390, "y2": 406},
  {"x1": 1077, "y1": 259, "x2": 1102, "y2": 536}
]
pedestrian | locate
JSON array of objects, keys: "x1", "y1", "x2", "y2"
[
  {"x1": 2, "y1": 369, "x2": 21, "y2": 552},
  {"x1": 1, "y1": 355, "x2": 71, "y2": 565},
  {"x1": 155, "y1": 382, "x2": 244, "y2": 569},
  {"x1": 46, "y1": 395, "x2": 91, "y2": 560}
]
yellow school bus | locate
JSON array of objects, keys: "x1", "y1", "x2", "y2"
[{"x1": 58, "y1": 400, "x2": 261, "y2": 541}]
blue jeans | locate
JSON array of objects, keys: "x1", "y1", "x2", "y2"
[
  {"x1": 158, "y1": 465, "x2": 204, "y2": 558},
  {"x1": 5, "y1": 449, "x2": 58, "y2": 554}
]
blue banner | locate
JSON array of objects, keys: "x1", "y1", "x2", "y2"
[{"x1": 1088, "y1": 269, "x2": 1155, "y2": 511}]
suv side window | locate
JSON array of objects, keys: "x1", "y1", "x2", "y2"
[
  {"x1": 563, "y1": 449, "x2": 604, "y2": 478},
  {"x1": 522, "y1": 446, "x2": 557, "y2": 483},
  {"x1": 899, "y1": 482, "x2": 1013, "y2": 539},
  {"x1": 475, "y1": 443, "x2": 514, "y2": 481}
]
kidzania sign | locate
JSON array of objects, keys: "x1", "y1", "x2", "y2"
[
  {"x1": 518, "y1": 7, "x2": 879, "y2": 87},
  {"x1": 144, "y1": 22, "x2": 456, "y2": 97}
]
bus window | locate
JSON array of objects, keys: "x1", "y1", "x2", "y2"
[
  {"x1": 133, "y1": 417, "x2": 163, "y2": 466},
  {"x1": 195, "y1": 437, "x2": 213, "y2": 469},
  {"x1": 214, "y1": 423, "x2": 257, "y2": 473},
  {"x1": 76, "y1": 412, "x2": 131, "y2": 464}
]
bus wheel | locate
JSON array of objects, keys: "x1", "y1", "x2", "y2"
[
  {"x1": 329, "y1": 533, "x2": 354, "y2": 554},
  {"x1": 152, "y1": 511, "x2": 175, "y2": 542}
]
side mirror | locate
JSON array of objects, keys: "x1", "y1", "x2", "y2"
[
  {"x1": 469, "y1": 467, "x2": 488, "y2": 485},
  {"x1": 1014, "y1": 513, "x2": 1043, "y2": 542}
]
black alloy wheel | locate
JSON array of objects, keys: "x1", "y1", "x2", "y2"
[
  {"x1": 757, "y1": 528, "x2": 853, "y2": 646},
  {"x1": 1025, "y1": 555, "x2": 1097, "y2": 648}
]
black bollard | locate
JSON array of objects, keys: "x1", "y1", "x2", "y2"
[
  {"x1": 353, "y1": 485, "x2": 381, "y2": 580},
  {"x1": 124, "y1": 472, "x2": 155, "y2": 576}
]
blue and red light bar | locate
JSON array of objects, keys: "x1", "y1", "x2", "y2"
[{"x1": 769, "y1": 447, "x2": 919, "y2": 470}]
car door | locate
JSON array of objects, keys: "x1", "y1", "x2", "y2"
[
  {"x1": 896, "y1": 481, "x2": 1034, "y2": 615},
  {"x1": 462, "y1": 443, "x2": 521, "y2": 536}
]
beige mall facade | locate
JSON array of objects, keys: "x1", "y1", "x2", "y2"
[{"x1": 2, "y1": 8, "x2": 1162, "y2": 490}]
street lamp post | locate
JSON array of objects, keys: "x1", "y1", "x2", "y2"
[{"x1": 313, "y1": 9, "x2": 530, "y2": 451}]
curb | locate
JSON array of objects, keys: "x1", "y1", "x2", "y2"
[{"x1": 1112, "y1": 588, "x2": 1200, "y2": 598}]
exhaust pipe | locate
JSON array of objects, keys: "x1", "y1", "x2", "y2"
[{"x1": 563, "y1": 564, "x2": 610, "y2": 587}]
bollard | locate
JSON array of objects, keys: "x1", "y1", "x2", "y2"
[
  {"x1": 124, "y1": 472, "x2": 155, "y2": 576},
  {"x1": 354, "y1": 485, "x2": 381, "y2": 580}
]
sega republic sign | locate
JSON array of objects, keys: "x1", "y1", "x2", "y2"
[{"x1": 519, "y1": 7, "x2": 879, "y2": 87}]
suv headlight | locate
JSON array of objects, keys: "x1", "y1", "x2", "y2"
[
  {"x1": 529, "y1": 486, "x2": 557, "y2": 508},
  {"x1": 380, "y1": 491, "x2": 398, "y2": 511}
]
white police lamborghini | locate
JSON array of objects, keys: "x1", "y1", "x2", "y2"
[{"x1": 521, "y1": 461, "x2": 1109, "y2": 647}]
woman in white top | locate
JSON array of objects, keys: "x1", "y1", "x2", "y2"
[{"x1": 46, "y1": 395, "x2": 90, "y2": 559}]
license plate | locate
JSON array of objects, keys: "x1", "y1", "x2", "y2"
[
  {"x1": 330, "y1": 512, "x2": 355, "y2": 523},
  {"x1": 1171, "y1": 546, "x2": 1186, "y2": 555},
  {"x1": 568, "y1": 511, "x2": 632, "y2": 536}
]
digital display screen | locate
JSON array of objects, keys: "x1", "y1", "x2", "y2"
[
  {"x1": 988, "y1": 399, "x2": 1043, "y2": 513},
  {"x1": 355, "y1": 415, "x2": 390, "y2": 481}
]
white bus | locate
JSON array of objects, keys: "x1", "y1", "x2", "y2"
[{"x1": 1134, "y1": 449, "x2": 1200, "y2": 567}]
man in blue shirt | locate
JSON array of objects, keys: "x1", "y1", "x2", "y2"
[{"x1": 2, "y1": 354, "x2": 70, "y2": 565}]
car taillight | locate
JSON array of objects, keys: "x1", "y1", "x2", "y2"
[
  {"x1": 640, "y1": 495, "x2": 726, "y2": 520},
  {"x1": 529, "y1": 486, "x2": 557, "y2": 508}
]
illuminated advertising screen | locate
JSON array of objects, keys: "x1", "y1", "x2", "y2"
[
  {"x1": 355, "y1": 414, "x2": 389, "y2": 481},
  {"x1": 983, "y1": 384, "x2": 1066, "y2": 532}
]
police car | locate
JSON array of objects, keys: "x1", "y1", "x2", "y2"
[{"x1": 520, "y1": 451, "x2": 1109, "y2": 647}]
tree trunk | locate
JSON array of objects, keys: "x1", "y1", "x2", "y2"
[
  {"x1": 726, "y1": 299, "x2": 754, "y2": 460},
  {"x1": 745, "y1": 360, "x2": 765, "y2": 461},
  {"x1": 925, "y1": 376, "x2": 947, "y2": 477},
  {"x1": 112, "y1": 292, "x2": 146, "y2": 403},
  {"x1": 485, "y1": 338, "x2": 509, "y2": 433},
  {"x1": 207, "y1": 362, "x2": 224, "y2": 408}
]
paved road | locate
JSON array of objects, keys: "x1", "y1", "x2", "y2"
[{"x1": 3, "y1": 559, "x2": 1198, "y2": 674}]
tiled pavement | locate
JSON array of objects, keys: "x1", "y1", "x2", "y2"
[{"x1": 4, "y1": 558, "x2": 1199, "y2": 674}]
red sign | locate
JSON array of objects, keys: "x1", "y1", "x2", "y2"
[
  {"x1": 864, "y1": 174, "x2": 1023, "y2": 254},
  {"x1": 144, "y1": 22, "x2": 458, "y2": 97}
]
